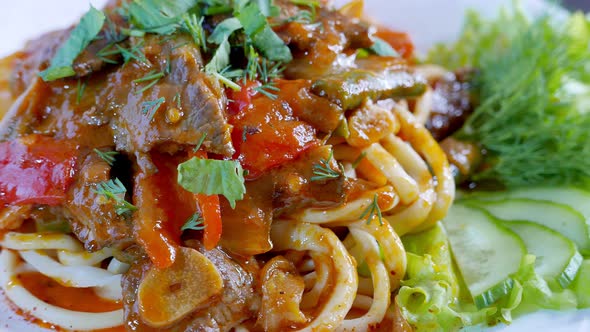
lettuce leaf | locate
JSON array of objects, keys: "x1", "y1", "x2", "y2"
[
  {"x1": 570, "y1": 260, "x2": 590, "y2": 308},
  {"x1": 398, "y1": 224, "x2": 580, "y2": 331},
  {"x1": 397, "y1": 224, "x2": 494, "y2": 331}
]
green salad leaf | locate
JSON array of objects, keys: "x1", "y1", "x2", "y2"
[
  {"x1": 39, "y1": 6, "x2": 105, "y2": 81},
  {"x1": 428, "y1": 8, "x2": 590, "y2": 187},
  {"x1": 177, "y1": 157, "x2": 246, "y2": 208},
  {"x1": 570, "y1": 260, "x2": 590, "y2": 308},
  {"x1": 398, "y1": 223, "x2": 581, "y2": 331}
]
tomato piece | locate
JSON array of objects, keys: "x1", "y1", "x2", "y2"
[
  {"x1": 229, "y1": 81, "x2": 319, "y2": 178},
  {"x1": 134, "y1": 152, "x2": 196, "y2": 268},
  {"x1": 375, "y1": 28, "x2": 415, "y2": 60},
  {"x1": 0, "y1": 135, "x2": 78, "y2": 206}
]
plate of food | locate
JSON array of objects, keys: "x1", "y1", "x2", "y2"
[{"x1": 0, "y1": 0, "x2": 589, "y2": 331}]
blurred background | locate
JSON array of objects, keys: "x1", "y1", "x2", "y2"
[{"x1": 564, "y1": 0, "x2": 589, "y2": 11}]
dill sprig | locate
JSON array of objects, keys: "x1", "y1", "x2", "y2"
[
  {"x1": 140, "y1": 97, "x2": 166, "y2": 120},
  {"x1": 76, "y1": 79, "x2": 86, "y2": 105},
  {"x1": 253, "y1": 83, "x2": 279, "y2": 100},
  {"x1": 311, "y1": 150, "x2": 342, "y2": 181},
  {"x1": 133, "y1": 70, "x2": 165, "y2": 94},
  {"x1": 94, "y1": 148, "x2": 118, "y2": 166},
  {"x1": 94, "y1": 178, "x2": 137, "y2": 216},
  {"x1": 451, "y1": 14, "x2": 590, "y2": 187},
  {"x1": 181, "y1": 212, "x2": 205, "y2": 231},
  {"x1": 360, "y1": 194, "x2": 383, "y2": 225}
]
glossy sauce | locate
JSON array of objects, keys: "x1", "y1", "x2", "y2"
[{"x1": 17, "y1": 272, "x2": 122, "y2": 313}]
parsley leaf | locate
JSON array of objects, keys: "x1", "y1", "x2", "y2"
[
  {"x1": 237, "y1": 3, "x2": 292, "y2": 62},
  {"x1": 39, "y1": 7, "x2": 105, "y2": 81},
  {"x1": 128, "y1": 0, "x2": 199, "y2": 34},
  {"x1": 177, "y1": 157, "x2": 246, "y2": 208},
  {"x1": 181, "y1": 212, "x2": 205, "y2": 231}
]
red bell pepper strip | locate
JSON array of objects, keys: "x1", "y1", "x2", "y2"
[
  {"x1": 0, "y1": 135, "x2": 78, "y2": 206},
  {"x1": 190, "y1": 150, "x2": 223, "y2": 250}
]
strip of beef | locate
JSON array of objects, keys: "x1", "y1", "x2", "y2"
[
  {"x1": 425, "y1": 69, "x2": 476, "y2": 141},
  {"x1": 108, "y1": 35, "x2": 234, "y2": 159},
  {"x1": 122, "y1": 246, "x2": 260, "y2": 332},
  {"x1": 64, "y1": 151, "x2": 132, "y2": 251}
]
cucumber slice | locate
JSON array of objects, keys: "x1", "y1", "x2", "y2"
[
  {"x1": 462, "y1": 186, "x2": 590, "y2": 222},
  {"x1": 466, "y1": 199, "x2": 590, "y2": 252},
  {"x1": 443, "y1": 203, "x2": 525, "y2": 308},
  {"x1": 502, "y1": 221, "x2": 582, "y2": 288}
]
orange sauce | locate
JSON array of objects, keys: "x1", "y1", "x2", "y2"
[{"x1": 17, "y1": 272, "x2": 122, "y2": 313}]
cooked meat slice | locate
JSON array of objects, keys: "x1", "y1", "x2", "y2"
[
  {"x1": 425, "y1": 69, "x2": 476, "y2": 141},
  {"x1": 122, "y1": 246, "x2": 260, "y2": 332},
  {"x1": 109, "y1": 35, "x2": 234, "y2": 157},
  {"x1": 271, "y1": 145, "x2": 352, "y2": 216},
  {"x1": 65, "y1": 151, "x2": 132, "y2": 251}
]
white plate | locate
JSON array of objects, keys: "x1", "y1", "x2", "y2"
[{"x1": 0, "y1": 1, "x2": 589, "y2": 331}]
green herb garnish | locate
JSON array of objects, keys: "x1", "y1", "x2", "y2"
[
  {"x1": 177, "y1": 157, "x2": 246, "y2": 208},
  {"x1": 140, "y1": 97, "x2": 166, "y2": 120},
  {"x1": 370, "y1": 37, "x2": 399, "y2": 57},
  {"x1": 76, "y1": 79, "x2": 86, "y2": 104},
  {"x1": 133, "y1": 70, "x2": 165, "y2": 94},
  {"x1": 181, "y1": 212, "x2": 205, "y2": 231},
  {"x1": 39, "y1": 6, "x2": 106, "y2": 81},
  {"x1": 311, "y1": 150, "x2": 342, "y2": 181},
  {"x1": 94, "y1": 178, "x2": 137, "y2": 216},
  {"x1": 94, "y1": 148, "x2": 118, "y2": 166},
  {"x1": 360, "y1": 194, "x2": 383, "y2": 225},
  {"x1": 434, "y1": 10, "x2": 590, "y2": 186}
]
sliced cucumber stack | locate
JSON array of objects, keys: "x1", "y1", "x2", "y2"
[
  {"x1": 500, "y1": 221, "x2": 582, "y2": 288},
  {"x1": 443, "y1": 203, "x2": 526, "y2": 308},
  {"x1": 465, "y1": 198, "x2": 590, "y2": 253}
]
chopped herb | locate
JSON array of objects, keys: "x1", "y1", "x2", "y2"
[
  {"x1": 177, "y1": 157, "x2": 246, "y2": 209},
  {"x1": 181, "y1": 212, "x2": 205, "y2": 231},
  {"x1": 173, "y1": 92, "x2": 182, "y2": 108},
  {"x1": 39, "y1": 7, "x2": 106, "y2": 81},
  {"x1": 253, "y1": 82, "x2": 279, "y2": 99},
  {"x1": 370, "y1": 37, "x2": 399, "y2": 57},
  {"x1": 76, "y1": 79, "x2": 86, "y2": 105},
  {"x1": 208, "y1": 17, "x2": 242, "y2": 45},
  {"x1": 352, "y1": 152, "x2": 367, "y2": 169},
  {"x1": 116, "y1": 42, "x2": 149, "y2": 65},
  {"x1": 182, "y1": 13, "x2": 208, "y2": 51},
  {"x1": 133, "y1": 70, "x2": 165, "y2": 94},
  {"x1": 193, "y1": 132, "x2": 208, "y2": 152},
  {"x1": 290, "y1": 0, "x2": 319, "y2": 22},
  {"x1": 311, "y1": 150, "x2": 342, "y2": 181},
  {"x1": 104, "y1": 14, "x2": 125, "y2": 43},
  {"x1": 140, "y1": 97, "x2": 166, "y2": 120},
  {"x1": 94, "y1": 178, "x2": 137, "y2": 216},
  {"x1": 236, "y1": 3, "x2": 292, "y2": 62},
  {"x1": 360, "y1": 194, "x2": 383, "y2": 225},
  {"x1": 94, "y1": 148, "x2": 118, "y2": 166}
]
